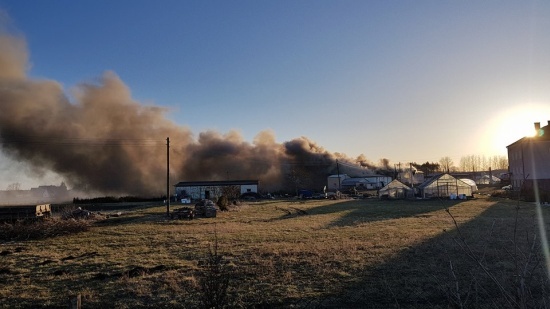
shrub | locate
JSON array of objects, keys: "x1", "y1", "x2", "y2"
[
  {"x1": 0, "y1": 218, "x2": 90, "y2": 241},
  {"x1": 217, "y1": 195, "x2": 229, "y2": 211},
  {"x1": 198, "y1": 237, "x2": 232, "y2": 309}
]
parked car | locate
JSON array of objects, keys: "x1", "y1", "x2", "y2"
[
  {"x1": 312, "y1": 193, "x2": 327, "y2": 199},
  {"x1": 502, "y1": 185, "x2": 512, "y2": 191}
]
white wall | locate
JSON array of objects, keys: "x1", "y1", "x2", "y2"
[{"x1": 240, "y1": 184, "x2": 258, "y2": 194}]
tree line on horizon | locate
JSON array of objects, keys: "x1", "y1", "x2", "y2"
[{"x1": 376, "y1": 154, "x2": 508, "y2": 176}]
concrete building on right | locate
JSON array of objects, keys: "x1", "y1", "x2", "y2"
[{"x1": 507, "y1": 121, "x2": 550, "y2": 191}]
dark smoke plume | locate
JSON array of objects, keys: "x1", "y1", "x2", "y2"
[{"x1": 0, "y1": 29, "x2": 371, "y2": 196}]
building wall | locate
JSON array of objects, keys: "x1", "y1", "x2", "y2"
[
  {"x1": 364, "y1": 176, "x2": 393, "y2": 188},
  {"x1": 508, "y1": 139, "x2": 550, "y2": 189},
  {"x1": 327, "y1": 175, "x2": 349, "y2": 191},
  {"x1": 175, "y1": 184, "x2": 258, "y2": 201},
  {"x1": 240, "y1": 184, "x2": 258, "y2": 194}
]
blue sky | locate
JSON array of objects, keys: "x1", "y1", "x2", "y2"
[{"x1": 1, "y1": 0, "x2": 550, "y2": 188}]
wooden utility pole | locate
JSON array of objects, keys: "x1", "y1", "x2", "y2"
[
  {"x1": 410, "y1": 162, "x2": 414, "y2": 189},
  {"x1": 166, "y1": 137, "x2": 170, "y2": 217},
  {"x1": 336, "y1": 159, "x2": 341, "y2": 190}
]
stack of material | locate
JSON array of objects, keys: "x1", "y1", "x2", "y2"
[
  {"x1": 170, "y1": 207, "x2": 195, "y2": 220},
  {"x1": 63, "y1": 207, "x2": 95, "y2": 220},
  {"x1": 194, "y1": 199, "x2": 217, "y2": 218},
  {"x1": 0, "y1": 204, "x2": 52, "y2": 222}
]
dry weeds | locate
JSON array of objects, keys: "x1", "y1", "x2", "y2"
[{"x1": 0, "y1": 195, "x2": 549, "y2": 308}]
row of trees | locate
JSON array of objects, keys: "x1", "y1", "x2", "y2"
[
  {"x1": 436, "y1": 155, "x2": 508, "y2": 173},
  {"x1": 372, "y1": 154, "x2": 508, "y2": 176}
]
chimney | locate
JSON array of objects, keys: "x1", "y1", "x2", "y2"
[{"x1": 535, "y1": 122, "x2": 541, "y2": 131}]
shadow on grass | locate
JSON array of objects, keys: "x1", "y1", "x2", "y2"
[
  {"x1": 303, "y1": 198, "x2": 550, "y2": 308},
  {"x1": 92, "y1": 208, "x2": 168, "y2": 227},
  {"x1": 273, "y1": 198, "x2": 467, "y2": 228}
]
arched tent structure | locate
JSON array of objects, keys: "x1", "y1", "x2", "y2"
[
  {"x1": 459, "y1": 178, "x2": 478, "y2": 193},
  {"x1": 378, "y1": 180, "x2": 413, "y2": 199},
  {"x1": 477, "y1": 175, "x2": 501, "y2": 185},
  {"x1": 417, "y1": 173, "x2": 472, "y2": 199}
]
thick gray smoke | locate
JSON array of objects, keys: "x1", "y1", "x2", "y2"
[{"x1": 0, "y1": 30, "x2": 368, "y2": 196}]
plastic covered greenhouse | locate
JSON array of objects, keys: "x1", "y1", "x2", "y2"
[
  {"x1": 417, "y1": 173, "x2": 472, "y2": 199},
  {"x1": 378, "y1": 179, "x2": 413, "y2": 199}
]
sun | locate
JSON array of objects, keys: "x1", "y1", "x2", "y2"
[{"x1": 481, "y1": 103, "x2": 550, "y2": 156}]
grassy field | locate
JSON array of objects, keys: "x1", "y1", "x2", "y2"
[{"x1": 1, "y1": 194, "x2": 549, "y2": 308}]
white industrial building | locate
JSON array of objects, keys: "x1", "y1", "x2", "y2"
[{"x1": 174, "y1": 180, "x2": 259, "y2": 201}]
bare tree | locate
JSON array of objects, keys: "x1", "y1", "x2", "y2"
[
  {"x1": 493, "y1": 155, "x2": 508, "y2": 170},
  {"x1": 6, "y1": 182, "x2": 21, "y2": 191},
  {"x1": 439, "y1": 156, "x2": 454, "y2": 173},
  {"x1": 221, "y1": 185, "x2": 240, "y2": 200},
  {"x1": 285, "y1": 168, "x2": 307, "y2": 195},
  {"x1": 459, "y1": 155, "x2": 508, "y2": 172}
]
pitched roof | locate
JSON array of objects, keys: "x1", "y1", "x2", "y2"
[
  {"x1": 379, "y1": 179, "x2": 411, "y2": 191},
  {"x1": 507, "y1": 123, "x2": 550, "y2": 148},
  {"x1": 417, "y1": 173, "x2": 472, "y2": 189}
]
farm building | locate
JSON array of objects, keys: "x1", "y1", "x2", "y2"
[
  {"x1": 507, "y1": 121, "x2": 550, "y2": 191},
  {"x1": 417, "y1": 173, "x2": 473, "y2": 199},
  {"x1": 327, "y1": 174, "x2": 350, "y2": 191},
  {"x1": 341, "y1": 175, "x2": 392, "y2": 190},
  {"x1": 341, "y1": 178, "x2": 371, "y2": 190},
  {"x1": 364, "y1": 175, "x2": 392, "y2": 188},
  {"x1": 174, "y1": 180, "x2": 259, "y2": 201},
  {"x1": 378, "y1": 180, "x2": 413, "y2": 199},
  {"x1": 0, "y1": 183, "x2": 69, "y2": 205}
]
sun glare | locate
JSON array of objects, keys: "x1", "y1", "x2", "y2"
[{"x1": 481, "y1": 104, "x2": 550, "y2": 156}]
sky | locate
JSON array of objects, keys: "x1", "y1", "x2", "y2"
[{"x1": 1, "y1": 0, "x2": 550, "y2": 189}]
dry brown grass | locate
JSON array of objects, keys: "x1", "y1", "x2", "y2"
[
  {"x1": 0, "y1": 218, "x2": 91, "y2": 241},
  {"x1": 0, "y1": 195, "x2": 549, "y2": 308}
]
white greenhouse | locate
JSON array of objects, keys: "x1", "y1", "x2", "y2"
[
  {"x1": 417, "y1": 174, "x2": 472, "y2": 199},
  {"x1": 378, "y1": 180, "x2": 413, "y2": 199}
]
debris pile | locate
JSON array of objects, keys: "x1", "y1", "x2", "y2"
[
  {"x1": 170, "y1": 207, "x2": 195, "y2": 220},
  {"x1": 62, "y1": 207, "x2": 95, "y2": 220},
  {"x1": 194, "y1": 199, "x2": 217, "y2": 218},
  {"x1": 61, "y1": 207, "x2": 121, "y2": 220}
]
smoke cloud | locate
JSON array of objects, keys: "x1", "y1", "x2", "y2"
[{"x1": 0, "y1": 29, "x2": 372, "y2": 196}]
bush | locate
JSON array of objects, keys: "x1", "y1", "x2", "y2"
[
  {"x1": 217, "y1": 196, "x2": 229, "y2": 211},
  {"x1": 198, "y1": 237, "x2": 232, "y2": 308},
  {"x1": 0, "y1": 218, "x2": 90, "y2": 241}
]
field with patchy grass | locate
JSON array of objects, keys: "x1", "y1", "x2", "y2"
[{"x1": 1, "y1": 194, "x2": 549, "y2": 308}]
